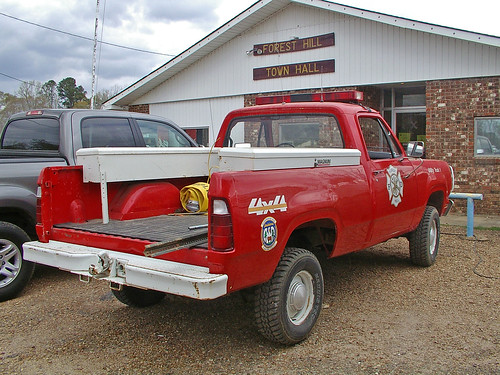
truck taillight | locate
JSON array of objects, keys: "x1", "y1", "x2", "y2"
[
  {"x1": 210, "y1": 199, "x2": 234, "y2": 252},
  {"x1": 255, "y1": 90, "x2": 364, "y2": 105},
  {"x1": 36, "y1": 186, "x2": 42, "y2": 224}
]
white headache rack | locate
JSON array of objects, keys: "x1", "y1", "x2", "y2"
[
  {"x1": 76, "y1": 147, "x2": 220, "y2": 223},
  {"x1": 218, "y1": 147, "x2": 361, "y2": 171},
  {"x1": 76, "y1": 147, "x2": 361, "y2": 223}
]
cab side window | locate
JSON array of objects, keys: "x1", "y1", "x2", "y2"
[
  {"x1": 81, "y1": 117, "x2": 136, "y2": 148},
  {"x1": 136, "y1": 120, "x2": 192, "y2": 147},
  {"x1": 358, "y1": 117, "x2": 401, "y2": 159}
]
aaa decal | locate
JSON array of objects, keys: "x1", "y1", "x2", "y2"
[
  {"x1": 248, "y1": 195, "x2": 287, "y2": 215},
  {"x1": 386, "y1": 165, "x2": 404, "y2": 207},
  {"x1": 261, "y1": 217, "x2": 278, "y2": 251}
]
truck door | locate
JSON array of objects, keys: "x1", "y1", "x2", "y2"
[{"x1": 358, "y1": 116, "x2": 419, "y2": 243}]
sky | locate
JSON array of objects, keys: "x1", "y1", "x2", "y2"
[{"x1": 0, "y1": 0, "x2": 499, "y2": 97}]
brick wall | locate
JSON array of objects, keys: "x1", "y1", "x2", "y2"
[
  {"x1": 128, "y1": 104, "x2": 150, "y2": 114},
  {"x1": 245, "y1": 80, "x2": 499, "y2": 215},
  {"x1": 426, "y1": 76, "x2": 500, "y2": 215}
]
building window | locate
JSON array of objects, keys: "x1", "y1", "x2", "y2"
[
  {"x1": 184, "y1": 128, "x2": 209, "y2": 146},
  {"x1": 382, "y1": 86, "x2": 426, "y2": 149},
  {"x1": 474, "y1": 117, "x2": 500, "y2": 157}
]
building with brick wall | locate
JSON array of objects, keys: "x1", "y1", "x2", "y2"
[{"x1": 104, "y1": 0, "x2": 500, "y2": 215}]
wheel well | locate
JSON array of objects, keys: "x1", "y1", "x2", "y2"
[
  {"x1": 427, "y1": 191, "x2": 445, "y2": 213},
  {"x1": 0, "y1": 208, "x2": 36, "y2": 239},
  {"x1": 286, "y1": 219, "x2": 336, "y2": 258}
]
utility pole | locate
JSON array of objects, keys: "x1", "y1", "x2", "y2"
[{"x1": 90, "y1": 0, "x2": 100, "y2": 109}]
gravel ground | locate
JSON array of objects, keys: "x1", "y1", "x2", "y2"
[{"x1": 1, "y1": 225, "x2": 498, "y2": 375}]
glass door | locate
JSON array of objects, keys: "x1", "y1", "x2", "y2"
[
  {"x1": 395, "y1": 111, "x2": 426, "y2": 147},
  {"x1": 382, "y1": 86, "x2": 426, "y2": 150}
]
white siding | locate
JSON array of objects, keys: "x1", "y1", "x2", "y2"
[
  {"x1": 149, "y1": 96, "x2": 243, "y2": 145},
  {"x1": 136, "y1": 3, "x2": 499, "y2": 124}
]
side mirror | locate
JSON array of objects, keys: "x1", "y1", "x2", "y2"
[{"x1": 407, "y1": 141, "x2": 425, "y2": 158}]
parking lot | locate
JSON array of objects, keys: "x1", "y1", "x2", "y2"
[{"x1": 1, "y1": 223, "x2": 498, "y2": 375}]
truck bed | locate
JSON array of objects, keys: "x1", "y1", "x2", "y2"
[{"x1": 54, "y1": 214, "x2": 208, "y2": 243}]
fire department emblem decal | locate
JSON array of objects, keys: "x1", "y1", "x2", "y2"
[
  {"x1": 261, "y1": 217, "x2": 277, "y2": 251},
  {"x1": 386, "y1": 165, "x2": 404, "y2": 207}
]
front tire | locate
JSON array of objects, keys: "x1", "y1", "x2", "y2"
[
  {"x1": 0, "y1": 222, "x2": 35, "y2": 301},
  {"x1": 112, "y1": 285, "x2": 165, "y2": 307},
  {"x1": 254, "y1": 247, "x2": 324, "y2": 345},
  {"x1": 409, "y1": 206, "x2": 440, "y2": 267}
]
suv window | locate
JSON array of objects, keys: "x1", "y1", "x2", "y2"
[
  {"x1": 1, "y1": 118, "x2": 59, "y2": 150},
  {"x1": 136, "y1": 119, "x2": 192, "y2": 147},
  {"x1": 81, "y1": 117, "x2": 136, "y2": 148}
]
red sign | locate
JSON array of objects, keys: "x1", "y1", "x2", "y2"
[
  {"x1": 253, "y1": 33, "x2": 334, "y2": 56},
  {"x1": 253, "y1": 59, "x2": 335, "y2": 81}
]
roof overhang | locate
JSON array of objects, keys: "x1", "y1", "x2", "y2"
[
  {"x1": 104, "y1": 0, "x2": 289, "y2": 108},
  {"x1": 103, "y1": 0, "x2": 500, "y2": 109},
  {"x1": 299, "y1": 0, "x2": 500, "y2": 47}
]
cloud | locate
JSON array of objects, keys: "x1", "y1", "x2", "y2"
[
  {"x1": 0, "y1": 0, "x2": 233, "y2": 95},
  {"x1": 1, "y1": 0, "x2": 498, "y2": 98},
  {"x1": 140, "y1": 0, "x2": 220, "y2": 25}
]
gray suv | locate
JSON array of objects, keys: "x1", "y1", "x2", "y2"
[{"x1": 0, "y1": 109, "x2": 197, "y2": 301}]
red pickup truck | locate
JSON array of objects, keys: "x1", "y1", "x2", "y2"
[{"x1": 23, "y1": 91, "x2": 454, "y2": 344}]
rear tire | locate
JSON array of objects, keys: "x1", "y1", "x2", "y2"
[
  {"x1": 112, "y1": 285, "x2": 165, "y2": 307},
  {"x1": 409, "y1": 206, "x2": 440, "y2": 267},
  {"x1": 254, "y1": 247, "x2": 324, "y2": 345},
  {"x1": 0, "y1": 222, "x2": 35, "y2": 301}
]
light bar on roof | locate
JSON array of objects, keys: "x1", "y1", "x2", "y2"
[{"x1": 255, "y1": 90, "x2": 364, "y2": 105}]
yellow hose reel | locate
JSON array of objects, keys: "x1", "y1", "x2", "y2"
[{"x1": 180, "y1": 182, "x2": 209, "y2": 213}]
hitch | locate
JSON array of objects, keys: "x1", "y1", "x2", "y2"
[
  {"x1": 79, "y1": 274, "x2": 91, "y2": 284},
  {"x1": 89, "y1": 252, "x2": 111, "y2": 277}
]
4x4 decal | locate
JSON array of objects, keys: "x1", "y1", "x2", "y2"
[{"x1": 248, "y1": 195, "x2": 287, "y2": 215}]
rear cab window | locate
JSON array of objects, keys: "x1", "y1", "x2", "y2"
[
  {"x1": 224, "y1": 114, "x2": 344, "y2": 148},
  {"x1": 1, "y1": 118, "x2": 59, "y2": 151}
]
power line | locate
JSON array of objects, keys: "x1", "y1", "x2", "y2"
[
  {"x1": 0, "y1": 11, "x2": 175, "y2": 57},
  {"x1": 0, "y1": 72, "x2": 30, "y2": 85}
]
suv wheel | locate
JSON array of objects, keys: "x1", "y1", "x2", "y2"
[{"x1": 0, "y1": 222, "x2": 35, "y2": 301}]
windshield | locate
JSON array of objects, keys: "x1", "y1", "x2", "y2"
[{"x1": 224, "y1": 114, "x2": 344, "y2": 148}]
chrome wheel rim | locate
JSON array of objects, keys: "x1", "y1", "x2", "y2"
[
  {"x1": 287, "y1": 270, "x2": 314, "y2": 325},
  {"x1": 0, "y1": 240, "x2": 21, "y2": 287},
  {"x1": 429, "y1": 219, "x2": 438, "y2": 255}
]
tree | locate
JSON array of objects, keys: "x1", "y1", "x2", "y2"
[
  {"x1": 41, "y1": 80, "x2": 58, "y2": 109},
  {"x1": 0, "y1": 91, "x2": 23, "y2": 125},
  {"x1": 1, "y1": 80, "x2": 53, "y2": 124},
  {"x1": 93, "y1": 85, "x2": 123, "y2": 109},
  {"x1": 57, "y1": 77, "x2": 88, "y2": 108},
  {"x1": 16, "y1": 81, "x2": 48, "y2": 109}
]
